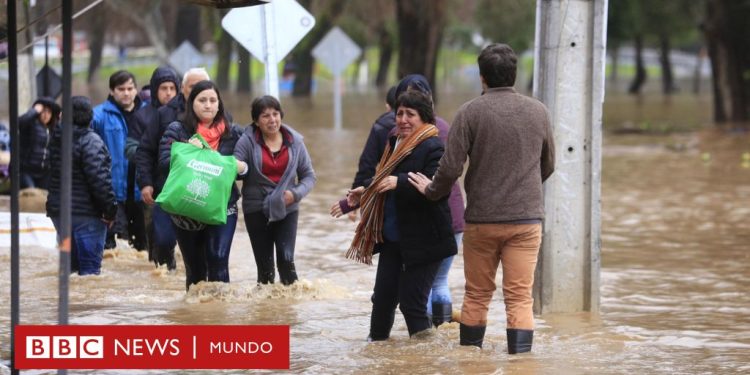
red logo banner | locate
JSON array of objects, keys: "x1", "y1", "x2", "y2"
[{"x1": 15, "y1": 325, "x2": 289, "y2": 370}]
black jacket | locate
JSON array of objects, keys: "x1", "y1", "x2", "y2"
[
  {"x1": 46, "y1": 125, "x2": 117, "y2": 219},
  {"x1": 352, "y1": 111, "x2": 395, "y2": 189},
  {"x1": 136, "y1": 93, "x2": 185, "y2": 195},
  {"x1": 19, "y1": 108, "x2": 53, "y2": 176},
  {"x1": 375, "y1": 135, "x2": 457, "y2": 266},
  {"x1": 158, "y1": 121, "x2": 243, "y2": 208}
]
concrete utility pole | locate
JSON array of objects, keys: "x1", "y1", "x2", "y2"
[{"x1": 532, "y1": 0, "x2": 608, "y2": 313}]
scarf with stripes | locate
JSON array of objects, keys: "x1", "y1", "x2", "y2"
[{"x1": 346, "y1": 124, "x2": 439, "y2": 265}]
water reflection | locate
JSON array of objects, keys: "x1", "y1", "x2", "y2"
[{"x1": 1, "y1": 92, "x2": 749, "y2": 374}]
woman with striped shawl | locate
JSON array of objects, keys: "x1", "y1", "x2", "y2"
[{"x1": 345, "y1": 90, "x2": 457, "y2": 340}]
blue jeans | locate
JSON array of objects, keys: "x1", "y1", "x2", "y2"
[
  {"x1": 150, "y1": 204, "x2": 177, "y2": 269},
  {"x1": 427, "y1": 232, "x2": 463, "y2": 314},
  {"x1": 173, "y1": 213, "x2": 237, "y2": 290},
  {"x1": 51, "y1": 215, "x2": 107, "y2": 275}
]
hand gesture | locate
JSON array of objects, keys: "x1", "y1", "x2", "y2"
[
  {"x1": 188, "y1": 138, "x2": 204, "y2": 148},
  {"x1": 375, "y1": 176, "x2": 397, "y2": 193},
  {"x1": 284, "y1": 190, "x2": 295, "y2": 206},
  {"x1": 407, "y1": 172, "x2": 431, "y2": 195},
  {"x1": 347, "y1": 186, "x2": 365, "y2": 207},
  {"x1": 141, "y1": 186, "x2": 155, "y2": 205}
]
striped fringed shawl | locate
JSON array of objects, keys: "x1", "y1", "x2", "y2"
[{"x1": 346, "y1": 124, "x2": 439, "y2": 264}]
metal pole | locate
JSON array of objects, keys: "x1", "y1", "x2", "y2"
[
  {"x1": 44, "y1": 35, "x2": 50, "y2": 96},
  {"x1": 261, "y1": 3, "x2": 279, "y2": 99},
  {"x1": 532, "y1": 0, "x2": 608, "y2": 314},
  {"x1": 9, "y1": 0, "x2": 21, "y2": 373},
  {"x1": 58, "y1": 1, "x2": 73, "y2": 374},
  {"x1": 333, "y1": 74, "x2": 342, "y2": 130}
]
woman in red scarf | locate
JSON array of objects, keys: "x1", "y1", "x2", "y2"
[
  {"x1": 158, "y1": 80, "x2": 246, "y2": 290},
  {"x1": 346, "y1": 90, "x2": 457, "y2": 340}
]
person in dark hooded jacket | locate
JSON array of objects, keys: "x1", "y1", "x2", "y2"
[
  {"x1": 46, "y1": 96, "x2": 117, "y2": 275},
  {"x1": 136, "y1": 67, "x2": 209, "y2": 270},
  {"x1": 131, "y1": 65, "x2": 180, "y2": 269},
  {"x1": 18, "y1": 96, "x2": 61, "y2": 189}
]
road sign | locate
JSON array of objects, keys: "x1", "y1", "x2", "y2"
[
  {"x1": 168, "y1": 41, "x2": 206, "y2": 75},
  {"x1": 311, "y1": 27, "x2": 362, "y2": 130},
  {"x1": 222, "y1": 0, "x2": 315, "y2": 63},
  {"x1": 312, "y1": 26, "x2": 362, "y2": 75}
]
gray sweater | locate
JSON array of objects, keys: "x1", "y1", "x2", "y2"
[
  {"x1": 425, "y1": 87, "x2": 555, "y2": 223},
  {"x1": 234, "y1": 124, "x2": 316, "y2": 222}
]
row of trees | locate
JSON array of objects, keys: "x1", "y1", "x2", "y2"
[{"x1": 9, "y1": 0, "x2": 750, "y2": 123}]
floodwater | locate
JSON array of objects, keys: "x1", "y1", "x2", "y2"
[{"x1": 1, "y1": 88, "x2": 749, "y2": 374}]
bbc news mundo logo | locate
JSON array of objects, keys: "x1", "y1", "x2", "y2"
[{"x1": 15, "y1": 325, "x2": 289, "y2": 370}]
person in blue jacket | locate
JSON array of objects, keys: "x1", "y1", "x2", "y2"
[{"x1": 92, "y1": 70, "x2": 146, "y2": 251}]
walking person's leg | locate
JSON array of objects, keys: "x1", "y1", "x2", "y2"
[
  {"x1": 205, "y1": 212, "x2": 237, "y2": 283},
  {"x1": 500, "y1": 223, "x2": 542, "y2": 354},
  {"x1": 460, "y1": 224, "x2": 502, "y2": 348},
  {"x1": 274, "y1": 211, "x2": 299, "y2": 285},
  {"x1": 399, "y1": 259, "x2": 441, "y2": 337},
  {"x1": 245, "y1": 211, "x2": 276, "y2": 284},
  {"x1": 150, "y1": 204, "x2": 177, "y2": 270},
  {"x1": 369, "y1": 242, "x2": 401, "y2": 341},
  {"x1": 70, "y1": 216, "x2": 108, "y2": 275},
  {"x1": 174, "y1": 225, "x2": 208, "y2": 290}
]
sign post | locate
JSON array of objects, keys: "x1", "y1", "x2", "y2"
[
  {"x1": 222, "y1": 0, "x2": 315, "y2": 100},
  {"x1": 311, "y1": 27, "x2": 362, "y2": 130}
]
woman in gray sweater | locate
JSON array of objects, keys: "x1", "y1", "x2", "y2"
[{"x1": 234, "y1": 96, "x2": 316, "y2": 285}]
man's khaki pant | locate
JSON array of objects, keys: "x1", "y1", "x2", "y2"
[{"x1": 460, "y1": 223, "x2": 542, "y2": 329}]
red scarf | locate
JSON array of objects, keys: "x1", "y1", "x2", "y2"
[{"x1": 197, "y1": 120, "x2": 226, "y2": 150}]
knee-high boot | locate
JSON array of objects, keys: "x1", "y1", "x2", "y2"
[
  {"x1": 459, "y1": 323, "x2": 486, "y2": 348},
  {"x1": 432, "y1": 302, "x2": 452, "y2": 327},
  {"x1": 507, "y1": 329, "x2": 533, "y2": 354}
]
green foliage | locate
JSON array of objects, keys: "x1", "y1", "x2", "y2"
[{"x1": 474, "y1": 0, "x2": 536, "y2": 52}]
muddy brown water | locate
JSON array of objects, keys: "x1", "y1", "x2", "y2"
[{"x1": 1, "y1": 89, "x2": 749, "y2": 374}]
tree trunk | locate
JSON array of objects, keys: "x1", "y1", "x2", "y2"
[
  {"x1": 609, "y1": 45, "x2": 619, "y2": 87},
  {"x1": 396, "y1": 0, "x2": 446, "y2": 101},
  {"x1": 692, "y1": 47, "x2": 705, "y2": 95},
  {"x1": 291, "y1": 0, "x2": 348, "y2": 97},
  {"x1": 374, "y1": 26, "x2": 393, "y2": 88},
  {"x1": 628, "y1": 34, "x2": 647, "y2": 95},
  {"x1": 215, "y1": 10, "x2": 233, "y2": 90},
  {"x1": 86, "y1": 10, "x2": 107, "y2": 83},
  {"x1": 237, "y1": 46, "x2": 252, "y2": 93},
  {"x1": 108, "y1": 1, "x2": 170, "y2": 64},
  {"x1": 659, "y1": 34, "x2": 676, "y2": 95},
  {"x1": 703, "y1": 0, "x2": 748, "y2": 123},
  {"x1": 174, "y1": 4, "x2": 202, "y2": 50}
]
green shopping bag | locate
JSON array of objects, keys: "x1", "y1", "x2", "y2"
[{"x1": 156, "y1": 134, "x2": 237, "y2": 225}]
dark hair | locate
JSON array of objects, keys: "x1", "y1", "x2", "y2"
[
  {"x1": 109, "y1": 70, "x2": 136, "y2": 90},
  {"x1": 478, "y1": 43, "x2": 517, "y2": 88},
  {"x1": 395, "y1": 74, "x2": 432, "y2": 101},
  {"x1": 33, "y1": 96, "x2": 61, "y2": 126},
  {"x1": 251, "y1": 95, "x2": 284, "y2": 123},
  {"x1": 394, "y1": 90, "x2": 435, "y2": 125},
  {"x1": 181, "y1": 80, "x2": 229, "y2": 138},
  {"x1": 385, "y1": 85, "x2": 397, "y2": 109},
  {"x1": 71, "y1": 96, "x2": 93, "y2": 127}
]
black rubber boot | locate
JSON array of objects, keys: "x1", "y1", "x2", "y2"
[
  {"x1": 432, "y1": 303, "x2": 452, "y2": 327},
  {"x1": 507, "y1": 329, "x2": 533, "y2": 354},
  {"x1": 459, "y1": 323, "x2": 486, "y2": 348}
]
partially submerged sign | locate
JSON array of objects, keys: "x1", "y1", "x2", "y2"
[
  {"x1": 168, "y1": 41, "x2": 206, "y2": 75},
  {"x1": 312, "y1": 26, "x2": 362, "y2": 75}
]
